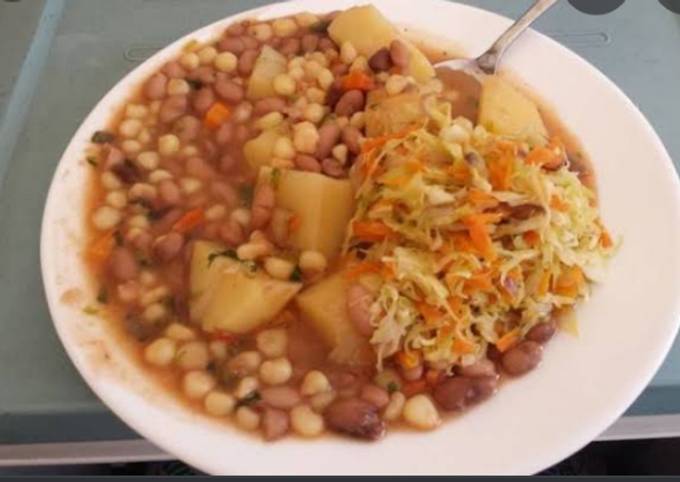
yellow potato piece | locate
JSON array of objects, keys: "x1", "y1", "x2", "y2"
[
  {"x1": 478, "y1": 76, "x2": 548, "y2": 146},
  {"x1": 260, "y1": 167, "x2": 355, "y2": 259},
  {"x1": 201, "y1": 270, "x2": 301, "y2": 335},
  {"x1": 296, "y1": 272, "x2": 373, "y2": 366},
  {"x1": 190, "y1": 240, "x2": 234, "y2": 298},
  {"x1": 243, "y1": 128, "x2": 285, "y2": 170},
  {"x1": 365, "y1": 89, "x2": 426, "y2": 137},
  {"x1": 247, "y1": 46, "x2": 287, "y2": 100},
  {"x1": 328, "y1": 5, "x2": 435, "y2": 83}
]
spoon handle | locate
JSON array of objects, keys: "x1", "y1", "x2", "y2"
[{"x1": 477, "y1": 0, "x2": 559, "y2": 74}]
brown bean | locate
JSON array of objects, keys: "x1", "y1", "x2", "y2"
[
  {"x1": 215, "y1": 123, "x2": 234, "y2": 145},
  {"x1": 173, "y1": 116, "x2": 201, "y2": 143},
  {"x1": 163, "y1": 61, "x2": 187, "y2": 79},
  {"x1": 210, "y1": 182, "x2": 239, "y2": 207},
  {"x1": 325, "y1": 398, "x2": 385, "y2": 441},
  {"x1": 322, "y1": 158, "x2": 345, "y2": 178},
  {"x1": 192, "y1": 87, "x2": 215, "y2": 114},
  {"x1": 103, "y1": 146, "x2": 124, "y2": 170},
  {"x1": 220, "y1": 153, "x2": 238, "y2": 174},
  {"x1": 242, "y1": 35, "x2": 259, "y2": 50},
  {"x1": 330, "y1": 62, "x2": 349, "y2": 77},
  {"x1": 234, "y1": 124, "x2": 252, "y2": 144},
  {"x1": 144, "y1": 73, "x2": 167, "y2": 100},
  {"x1": 318, "y1": 37, "x2": 335, "y2": 51},
  {"x1": 526, "y1": 321, "x2": 557, "y2": 344},
  {"x1": 315, "y1": 122, "x2": 341, "y2": 160},
  {"x1": 279, "y1": 37, "x2": 301, "y2": 56},
  {"x1": 360, "y1": 384, "x2": 390, "y2": 409},
  {"x1": 253, "y1": 96, "x2": 287, "y2": 116},
  {"x1": 433, "y1": 376, "x2": 498, "y2": 412},
  {"x1": 389, "y1": 40, "x2": 410, "y2": 69},
  {"x1": 110, "y1": 247, "x2": 139, "y2": 281},
  {"x1": 301, "y1": 33, "x2": 320, "y2": 53},
  {"x1": 294, "y1": 154, "x2": 321, "y2": 173},
  {"x1": 501, "y1": 341, "x2": 543, "y2": 376},
  {"x1": 346, "y1": 283, "x2": 373, "y2": 337},
  {"x1": 457, "y1": 358, "x2": 497, "y2": 378},
  {"x1": 158, "y1": 180, "x2": 182, "y2": 207},
  {"x1": 260, "y1": 387, "x2": 301, "y2": 410},
  {"x1": 509, "y1": 203, "x2": 544, "y2": 220},
  {"x1": 335, "y1": 89, "x2": 365, "y2": 117},
  {"x1": 342, "y1": 125, "x2": 362, "y2": 155},
  {"x1": 226, "y1": 22, "x2": 246, "y2": 36},
  {"x1": 153, "y1": 232, "x2": 185, "y2": 262},
  {"x1": 215, "y1": 78, "x2": 244, "y2": 104},
  {"x1": 189, "y1": 65, "x2": 216, "y2": 85},
  {"x1": 219, "y1": 36, "x2": 245, "y2": 54},
  {"x1": 219, "y1": 219, "x2": 245, "y2": 246},
  {"x1": 262, "y1": 408, "x2": 289, "y2": 441},
  {"x1": 159, "y1": 95, "x2": 188, "y2": 124},
  {"x1": 185, "y1": 156, "x2": 215, "y2": 180},
  {"x1": 199, "y1": 139, "x2": 218, "y2": 161},
  {"x1": 238, "y1": 48, "x2": 259, "y2": 76},
  {"x1": 368, "y1": 47, "x2": 392, "y2": 72},
  {"x1": 155, "y1": 208, "x2": 183, "y2": 233},
  {"x1": 130, "y1": 231, "x2": 153, "y2": 253},
  {"x1": 251, "y1": 183, "x2": 276, "y2": 229}
]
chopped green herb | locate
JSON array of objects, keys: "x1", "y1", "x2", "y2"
[
  {"x1": 207, "y1": 249, "x2": 238, "y2": 267},
  {"x1": 83, "y1": 306, "x2": 99, "y2": 315},
  {"x1": 239, "y1": 185, "x2": 254, "y2": 206},
  {"x1": 236, "y1": 391, "x2": 261, "y2": 407},
  {"x1": 270, "y1": 167, "x2": 282, "y2": 188},
  {"x1": 86, "y1": 156, "x2": 99, "y2": 167},
  {"x1": 290, "y1": 265, "x2": 303, "y2": 282},
  {"x1": 91, "y1": 131, "x2": 115, "y2": 144},
  {"x1": 387, "y1": 381, "x2": 400, "y2": 394},
  {"x1": 96, "y1": 287, "x2": 109, "y2": 304},
  {"x1": 187, "y1": 78, "x2": 204, "y2": 90}
]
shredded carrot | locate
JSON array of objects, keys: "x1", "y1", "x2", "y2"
[
  {"x1": 402, "y1": 379, "x2": 428, "y2": 397},
  {"x1": 352, "y1": 220, "x2": 394, "y2": 242},
  {"x1": 526, "y1": 139, "x2": 566, "y2": 169},
  {"x1": 452, "y1": 338, "x2": 476, "y2": 355},
  {"x1": 381, "y1": 261, "x2": 396, "y2": 281},
  {"x1": 488, "y1": 154, "x2": 513, "y2": 191},
  {"x1": 538, "y1": 270, "x2": 551, "y2": 296},
  {"x1": 396, "y1": 350, "x2": 421, "y2": 370},
  {"x1": 204, "y1": 102, "x2": 231, "y2": 129},
  {"x1": 341, "y1": 70, "x2": 375, "y2": 91},
  {"x1": 465, "y1": 269, "x2": 495, "y2": 293},
  {"x1": 417, "y1": 302, "x2": 444, "y2": 326},
  {"x1": 447, "y1": 296, "x2": 463, "y2": 315},
  {"x1": 462, "y1": 213, "x2": 503, "y2": 261},
  {"x1": 450, "y1": 232, "x2": 478, "y2": 255},
  {"x1": 600, "y1": 229, "x2": 613, "y2": 248},
  {"x1": 172, "y1": 208, "x2": 205, "y2": 234},
  {"x1": 555, "y1": 266, "x2": 585, "y2": 298},
  {"x1": 468, "y1": 189, "x2": 499, "y2": 209},
  {"x1": 361, "y1": 125, "x2": 419, "y2": 154},
  {"x1": 449, "y1": 161, "x2": 471, "y2": 184},
  {"x1": 344, "y1": 261, "x2": 383, "y2": 280},
  {"x1": 87, "y1": 230, "x2": 115, "y2": 263},
  {"x1": 381, "y1": 174, "x2": 412, "y2": 187},
  {"x1": 496, "y1": 328, "x2": 521, "y2": 353},
  {"x1": 523, "y1": 230, "x2": 540, "y2": 247},
  {"x1": 550, "y1": 195, "x2": 569, "y2": 212}
]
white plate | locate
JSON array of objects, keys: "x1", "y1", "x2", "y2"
[{"x1": 41, "y1": 0, "x2": 680, "y2": 475}]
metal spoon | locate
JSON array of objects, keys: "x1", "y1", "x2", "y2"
[{"x1": 436, "y1": 0, "x2": 559, "y2": 76}]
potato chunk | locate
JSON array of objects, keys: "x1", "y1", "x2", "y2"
[
  {"x1": 189, "y1": 241, "x2": 301, "y2": 334},
  {"x1": 296, "y1": 272, "x2": 373, "y2": 366},
  {"x1": 243, "y1": 128, "x2": 285, "y2": 170},
  {"x1": 260, "y1": 167, "x2": 355, "y2": 259},
  {"x1": 247, "y1": 46, "x2": 287, "y2": 100},
  {"x1": 478, "y1": 76, "x2": 548, "y2": 146},
  {"x1": 328, "y1": 5, "x2": 435, "y2": 83},
  {"x1": 365, "y1": 89, "x2": 426, "y2": 137}
]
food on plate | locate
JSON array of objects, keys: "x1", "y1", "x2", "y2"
[{"x1": 83, "y1": 5, "x2": 615, "y2": 442}]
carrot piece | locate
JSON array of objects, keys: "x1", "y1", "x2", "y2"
[
  {"x1": 537, "y1": 270, "x2": 551, "y2": 297},
  {"x1": 204, "y1": 102, "x2": 231, "y2": 129},
  {"x1": 449, "y1": 161, "x2": 471, "y2": 184},
  {"x1": 452, "y1": 338, "x2": 476, "y2": 355},
  {"x1": 526, "y1": 139, "x2": 566, "y2": 170},
  {"x1": 488, "y1": 154, "x2": 513, "y2": 191},
  {"x1": 550, "y1": 195, "x2": 569, "y2": 212},
  {"x1": 172, "y1": 208, "x2": 205, "y2": 234},
  {"x1": 417, "y1": 302, "x2": 444, "y2": 326},
  {"x1": 496, "y1": 329, "x2": 521, "y2": 353},
  {"x1": 381, "y1": 261, "x2": 396, "y2": 281},
  {"x1": 468, "y1": 189, "x2": 499, "y2": 209},
  {"x1": 402, "y1": 379, "x2": 428, "y2": 397},
  {"x1": 87, "y1": 230, "x2": 115, "y2": 263},
  {"x1": 465, "y1": 270, "x2": 495, "y2": 293},
  {"x1": 462, "y1": 213, "x2": 503, "y2": 261},
  {"x1": 352, "y1": 220, "x2": 394, "y2": 242},
  {"x1": 600, "y1": 229, "x2": 614, "y2": 248},
  {"x1": 344, "y1": 261, "x2": 382, "y2": 280},
  {"x1": 361, "y1": 125, "x2": 419, "y2": 154},
  {"x1": 396, "y1": 350, "x2": 421, "y2": 370},
  {"x1": 555, "y1": 266, "x2": 585, "y2": 298},
  {"x1": 341, "y1": 70, "x2": 375, "y2": 91},
  {"x1": 523, "y1": 230, "x2": 540, "y2": 247}
]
